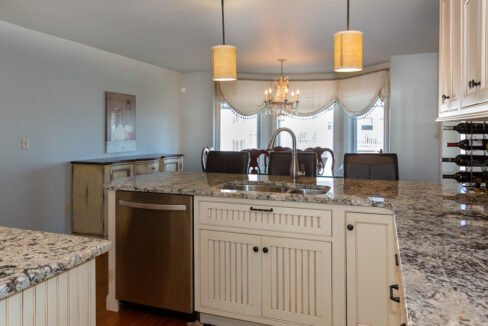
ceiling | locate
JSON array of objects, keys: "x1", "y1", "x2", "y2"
[{"x1": 0, "y1": 0, "x2": 438, "y2": 74}]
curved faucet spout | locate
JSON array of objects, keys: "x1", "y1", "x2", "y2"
[{"x1": 267, "y1": 127, "x2": 299, "y2": 182}]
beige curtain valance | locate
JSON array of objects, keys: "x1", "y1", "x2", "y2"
[{"x1": 217, "y1": 70, "x2": 389, "y2": 117}]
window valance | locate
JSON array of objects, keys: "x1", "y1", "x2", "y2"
[{"x1": 217, "y1": 70, "x2": 389, "y2": 117}]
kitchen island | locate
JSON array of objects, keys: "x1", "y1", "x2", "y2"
[
  {"x1": 106, "y1": 172, "x2": 488, "y2": 326},
  {"x1": 0, "y1": 226, "x2": 110, "y2": 325}
]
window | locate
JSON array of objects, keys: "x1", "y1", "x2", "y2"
[
  {"x1": 277, "y1": 110, "x2": 334, "y2": 150},
  {"x1": 217, "y1": 98, "x2": 387, "y2": 176},
  {"x1": 219, "y1": 103, "x2": 258, "y2": 151},
  {"x1": 354, "y1": 100, "x2": 385, "y2": 153}
]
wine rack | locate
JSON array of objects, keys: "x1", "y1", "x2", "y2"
[{"x1": 442, "y1": 122, "x2": 488, "y2": 190}]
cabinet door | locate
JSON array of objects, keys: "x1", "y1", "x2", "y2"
[
  {"x1": 439, "y1": 0, "x2": 462, "y2": 113},
  {"x1": 199, "y1": 230, "x2": 262, "y2": 317},
  {"x1": 134, "y1": 159, "x2": 159, "y2": 175},
  {"x1": 110, "y1": 163, "x2": 133, "y2": 181},
  {"x1": 346, "y1": 213, "x2": 401, "y2": 326},
  {"x1": 262, "y1": 237, "x2": 332, "y2": 326},
  {"x1": 463, "y1": 0, "x2": 484, "y2": 107},
  {"x1": 160, "y1": 157, "x2": 183, "y2": 172}
]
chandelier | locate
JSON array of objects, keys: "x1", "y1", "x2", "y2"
[{"x1": 263, "y1": 58, "x2": 300, "y2": 116}]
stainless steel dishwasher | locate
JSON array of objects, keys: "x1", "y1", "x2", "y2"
[{"x1": 115, "y1": 191, "x2": 193, "y2": 313}]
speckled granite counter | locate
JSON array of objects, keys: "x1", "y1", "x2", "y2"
[
  {"x1": 107, "y1": 172, "x2": 488, "y2": 326},
  {"x1": 0, "y1": 227, "x2": 110, "y2": 300}
]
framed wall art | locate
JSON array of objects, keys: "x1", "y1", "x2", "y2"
[{"x1": 105, "y1": 91, "x2": 136, "y2": 153}]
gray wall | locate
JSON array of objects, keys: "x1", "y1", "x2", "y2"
[
  {"x1": 0, "y1": 21, "x2": 182, "y2": 233},
  {"x1": 390, "y1": 53, "x2": 441, "y2": 183},
  {"x1": 180, "y1": 72, "x2": 214, "y2": 172}
]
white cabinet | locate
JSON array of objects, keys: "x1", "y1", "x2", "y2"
[
  {"x1": 439, "y1": 0, "x2": 462, "y2": 113},
  {"x1": 195, "y1": 198, "x2": 339, "y2": 326},
  {"x1": 345, "y1": 212, "x2": 402, "y2": 326},
  {"x1": 261, "y1": 237, "x2": 332, "y2": 326},
  {"x1": 195, "y1": 198, "x2": 404, "y2": 326},
  {"x1": 462, "y1": 0, "x2": 485, "y2": 108},
  {"x1": 199, "y1": 230, "x2": 262, "y2": 317},
  {"x1": 438, "y1": 0, "x2": 488, "y2": 120}
]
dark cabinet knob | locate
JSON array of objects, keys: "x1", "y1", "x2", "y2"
[
  {"x1": 347, "y1": 224, "x2": 354, "y2": 231},
  {"x1": 469, "y1": 80, "x2": 482, "y2": 89},
  {"x1": 262, "y1": 247, "x2": 269, "y2": 253},
  {"x1": 442, "y1": 94, "x2": 450, "y2": 101},
  {"x1": 253, "y1": 246, "x2": 259, "y2": 253}
]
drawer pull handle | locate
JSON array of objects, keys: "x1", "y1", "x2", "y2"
[
  {"x1": 253, "y1": 246, "x2": 259, "y2": 253},
  {"x1": 119, "y1": 200, "x2": 187, "y2": 211},
  {"x1": 347, "y1": 224, "x2": 354, "y2": 231},
  {"x1": 250, "y1": 206, "x2": 273, "y2": 213},
  {"x1": 389, "y1": 284, "x2": 400, "y2": 303},
  {"x1": 262, "y1": 247, "x2": 269, "y2": 254}
]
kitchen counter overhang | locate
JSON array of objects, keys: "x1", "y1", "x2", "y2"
[
  {"x1": 106, "y1": 172, "x2": 488, "y2": 325},
  {"x1": 0, "y1": 226, "x2": 111, "y2": 300}
]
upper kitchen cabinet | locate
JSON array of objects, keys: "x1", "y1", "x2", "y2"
[
  {"x1": 439, "y1": 0, "x2": 462, "y2": 114},
  {"x1": 438, "y1": 0, "x2": 488, "y2": 120}
]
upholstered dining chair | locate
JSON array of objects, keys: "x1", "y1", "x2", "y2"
[
  {"x1": 268, "y1": 151, "x2": 317, "y2": 177},
  {"x1": 204, "y1": 151, "x2": 250, "y2": 174},
  {"x1": 343, "y1": 153, "x2": 399, "y2": 181}
]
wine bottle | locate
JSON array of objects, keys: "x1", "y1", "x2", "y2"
[
  {"x1": 443, "y1": 123, "x2": 488, "y2": 134},
  {"x1": 442, "y1": 172, "x2": 484, "y2": 183},
  {"x1": 442, "y1": 155, "x2": 488, "y2": 166},
  {"x1": 447, "y1": 139, "x2": 488, "y2": 150}
]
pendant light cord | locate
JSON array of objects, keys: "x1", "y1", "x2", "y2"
[
  {"x1": 347, "y1": 0, "x2": 350, "y2": 30},
  {"x1": 221, "y1": 0, "x2": 226, "y2": 45}
]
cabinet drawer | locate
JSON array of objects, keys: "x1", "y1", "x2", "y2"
[
  {"x1": 135, "y1": 160, "x2": 159, "y2": 175},
  {"x1": 110, "y1": 163, "x2": 133, "y2": 181},
  {"x1": 198, "y1": 200, "x2": 332, "y2": 237},
  {"x1": 160, "y1": 157, "x2": 182, "y2": 172}
]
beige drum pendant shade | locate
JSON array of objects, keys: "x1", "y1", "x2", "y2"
[
  {"x1": 334, "y1": 30, "x2": 363, "y2": 72},
  {"x1": 212, "y1": 45, "x2": 237, "y2": 81}
]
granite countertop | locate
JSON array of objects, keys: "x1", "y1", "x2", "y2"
[
  {"x1": 0, "y1": 227, "x2": 111, "y2": 300},
  {"x1": 71, "y1": 153, "x2": 183, "y2": 165},
  {"x1": 106, "y1": 172, "x2": 488, "y2": 326}
]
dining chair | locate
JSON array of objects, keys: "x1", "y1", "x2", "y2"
[
  {"x1": 241, "y1": 149, "x2": 269, "y2": 174},
  {"x1": 268, "y1": 151, "x2": 317, "y2": 177},
  {"x1": 204, "y1": 151, "x2": 250, "y2": 174},
  {"x1": 343, "y1": 153, "x2": 399, "y2": 180},
  {"x1": 305, "y1": 147, "x2": 335, "y2": 176},
  {"x1": 201, "y1": 146, "x2": 214, "y2": 171}
]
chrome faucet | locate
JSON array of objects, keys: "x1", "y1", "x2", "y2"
[{"x1": 267, "y1": 127, "x2": 299, "y2": 182}]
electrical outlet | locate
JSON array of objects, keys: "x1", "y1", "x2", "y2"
[{"x1": 21, "y1": 137, "x2": 30, "y2": 151}]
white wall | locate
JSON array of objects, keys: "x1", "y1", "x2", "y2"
[
  {"x1": 0, "y1": 21, "x2": 182, "y2": 233},
  {"x1": 180, "y1": 72, "x2": 214, "y2": 172},
  {"x1": 390, "y1": 53, "x2": 441, "y2": 183}
]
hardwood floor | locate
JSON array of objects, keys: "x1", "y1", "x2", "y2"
[{"x1": 96, "y1": 253, "x2": 192, "y2": 326}]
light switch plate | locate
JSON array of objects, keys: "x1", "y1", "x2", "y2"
[{"x1": 21, "y1": 137, "x2": 30, "y2": 151}]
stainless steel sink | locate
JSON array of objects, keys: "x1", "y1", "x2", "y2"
[
  {"x1": 287, "y1": 188, "x2": 329, "y2": 195},
  {"x1": 225, "y1": 184, "x2": 290, "y2": 193},
  {"x1": 219, "y1": 183, "x2": 330, "y2": 196}
]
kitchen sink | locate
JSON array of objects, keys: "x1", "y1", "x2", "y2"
[
  {"x1": 222, "y1": 184, "x2": 290, "y2": 193},
  {"x1": 219, "y1": 183, "x2": 330, "y2": 196},
  {"x1": 287, "y1": 188, "x2": 329, "y2": 195}
]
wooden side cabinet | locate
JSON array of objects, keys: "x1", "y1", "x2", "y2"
[{"x1": 72, "y1": 154, "x2": 183, "y2": 237}]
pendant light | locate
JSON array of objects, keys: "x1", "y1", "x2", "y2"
[
  {"x1": 334, "y1": 0, "x2": 363, "y2": 72},
  {"x1": 212, "y1": 0, "x2": 237, "y2": 81}
]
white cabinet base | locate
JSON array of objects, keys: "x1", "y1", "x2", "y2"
[{"x1": 0, "y1": 260, "x2": 96, "y2": 326}]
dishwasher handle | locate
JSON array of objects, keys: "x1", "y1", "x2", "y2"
[{"x1": 119, "y1": 200, "x2": 187, "y2": 211}]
